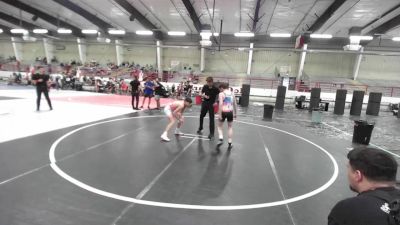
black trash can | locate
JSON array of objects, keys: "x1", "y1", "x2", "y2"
[
  {"x1": 263, "y1": 104, "x2": 274, "y2": 120},
  {"x1": 352, "y1": 120, "x2": 374, "y2": 145},
  {"x1": 324, "y1": 102, "x2": 329, "y2": 111}
]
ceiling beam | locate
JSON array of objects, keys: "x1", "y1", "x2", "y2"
[
  {"x1": 0, "y1": 11, "x2": 39, "y2": 30},
  {"x1": 0, "y1": 0, "x2": 83, "y2": 37},
  {"x1": 0, "y1": 12, "x2": 57, "y2": 36},
  {"x1": 251, "y1": 0, "x2": 262, "y2": 32},
  {"x1": 114, "y1": 0, "x2": 163, "y2": 39},
  {"x1": 181, "y1": 0, "x2": 202, "y2": 32},
  {"x1": 0, "y1": 23, "x2": 12, "y2": 35},
  {"x1": 367, "y1": 14, "x2": 400, "y2": 36},
  {"x1": 307, "y1": 0, "x2": 347, "y2": 32},
  {"x1": 362, "y1": 4, "x2": 400, "y2": 35},
  {"x1": 52, "y1": 0, "x2": 113, "y2": 31}
]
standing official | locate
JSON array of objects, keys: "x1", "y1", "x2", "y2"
[
  {"x1": 32, "y1": 67, "x2": 53, "y2": 111},
  {"x1": 130, "y1": 76, "x2": 141, "y2": 110},
  {"x1": 197, "y1": 77, "x2": 219, "y2": 139}
]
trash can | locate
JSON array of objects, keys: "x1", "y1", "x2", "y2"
[
  {"x1": 352, "y1": 120, "x2": 374, "y2": 145},
  {"x1": 311, "y1": 108, "x2": 322, "y2": 123},
  {"x1": 195, "y1": 95, "x2": 202, "y2": 105},
  {"x1": 324, "y1": 102, "x2": 329, "y2": 111},
  {"x1": 263, "y1": 104, "x2": 274, "y2": 119}
]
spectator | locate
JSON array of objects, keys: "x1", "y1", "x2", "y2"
[
  {"x1": 171, "y1": 84, "x2": 176, "y2": 98},
  {"x1": 184, "y1": 81, "x2": 193, "y2": 97},
  {"x1": 328, "y1": 147, "x2": 400, "y2": 225},
  {"x1": 120, "y1": 80, "x2": 129, "y2": 95}
]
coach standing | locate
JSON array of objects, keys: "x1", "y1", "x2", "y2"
[
  {"x1": 197, "y1": 77, "x2": 219, "y2": 139},
  {"x1": 32, "y1": 67, "x2": 53, "y2": 111}
]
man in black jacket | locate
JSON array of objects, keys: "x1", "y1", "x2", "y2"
[
  {"x1": 31, "y1": 67, "x2": 53, "y2": 111},
  {"x1": 328, "y1": 147, "x2": 400, "y2": 225},
  {"x1": 197, "y1": 77, "x2": 219, "y2": 139},
  {"x1": 130, "y1": 76, "x2": 141, "y2": 110}
]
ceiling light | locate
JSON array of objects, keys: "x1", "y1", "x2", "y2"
[
  {"x1": 234, "y1": 32, "x2": 255, "y2": 37},
  {"x1": 108, "y1": 29, "x2": 126, "y2": 35},
  {"x1": 270, "y1": 33, "x2": 291, "y2": 38},
  {"x1": 392, "y1": 37, "x2": 400, "y2": 41},
  {"x1": 105, "y1": 38, "x2": 111, "y2": 43},
  {"x1": 136, "y1": 30, "x2": 153, "y2": 35},
  {"x1": 168, "y1": 31, "x2": 186, "y2": 36},
  {"x1": 11, "y1": 29, "x2": 28, "y2": 34},
  {"x1": 0, "y1": 29, "x2": 3, "y2": 34},
  {"x1": 310, "y1": 34, "x2": 332, "y2": 39},
  {"x1": 200, "y1": 32, "x2": 219, "y2": 37},
  {"x1": 82, "y1": 29, "x2": 98, "y2": 34},
  {"x1": 349, "y1": 35, "x2": 373, "y2": 41},
  {"x1": 57, "y1": 28, "x2": 72, "y2": 34},
  {"x1": 33, "y1": 29, "x2": 48, "y2": 34}
]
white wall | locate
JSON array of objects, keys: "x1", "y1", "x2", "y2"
[
  {"x1": 252, "y1": 50, "x2": 300, "y2": 77},
  {"x1": 303, "y1": 52, "x2": 355, "y2": 79},
  {"x1": 358, "y1": 55, "x2": 400, "y2": 81},
  {"x1": 21, "y1": 42, "x2": 45, "y2": 63},
  {"x1": 205, "y1": 49, "x2": 248, "y2": 74},
  {"x1": 124, "y1": 46, "x2": 156, "y2": 66},
  {"x1": 86, "y1": 43, "x2": 116, "y2": 65},
  {"x1": 163, "y1": 47, "x2": 200, "y2": 71},
  {"x1": 54, "y1": 41, "x2": 80, "y2": 63},
  {"x1": 0, "y1": 41, "x2": 14, "y2": 59}
]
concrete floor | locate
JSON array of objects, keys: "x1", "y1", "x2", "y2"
[{"x1": 0, "y1": 84, "x2": 398, "y2": 225}]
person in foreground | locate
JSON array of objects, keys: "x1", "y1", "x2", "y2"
[
  {"x1": 161, "y1": 97, "x2": 192, "y2": 142},
  {"x1": 328, "y1": 147, "x2": 400, "y2": 225},
  {"x1": 217, "y1": 83, "x2": 237, "y2": 150}
]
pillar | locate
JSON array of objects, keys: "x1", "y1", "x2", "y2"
[
  {"x1": 334, "y1": 89, "x2": 347, "y2": 115},
  {"x1": 366, "y1": 92, "x2": 382, "y2": 116},
  {"x1": 77, "y1": 38, "x2": 87, "y2": 64},
  {"x1": 350, "y1": 90, "x2": 365, "y2": 116},
  {"x1": 309, "y1": 88, "x2": 321, "y2": 112},
  {"x1": 246, "y1": 43, "x2": 254, "y2": 75},
  {"x1": 115, "y1": 39, "x2": 124, "y2": 66},
  {"x1": 200, "y1": 47, "x2": 205, "y2": 72},
  {"x1": 11, "y1": 37, "x2": 23, "y2": 62},
  {"x1": 43, "y1": 38, "x2": 55, "y2": 64},
  {"x1": 156, "y1": 41, "x2": 163, "y2": 77},
  {"x1": 353, "y1": 47, "x2": 364, "y2": 81},
  {"x1": 275, "y1": 85, "x2": 286, "y2": 110},
  {"x1": 297, "y1": 44, "x2": 307, "y2": 80}
]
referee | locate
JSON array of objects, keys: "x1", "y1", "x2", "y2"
[
  {"x1": 197, "y1": 77, "x2": 219, "y2": 139},
  {"x1": 32, "y1": 67, "x2": 53, "y2": 111}
]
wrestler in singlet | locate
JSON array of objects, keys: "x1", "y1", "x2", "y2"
[{"x1": 220, "y1": 90, "x2": 234, "y2": 122}]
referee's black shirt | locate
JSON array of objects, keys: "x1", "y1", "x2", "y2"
[
  {"x1": 201, "y1": 85, "x2": 219, "y2": 103},
  {"x1": 31, "y1": 73, "x2": 50, "y2": 89}
]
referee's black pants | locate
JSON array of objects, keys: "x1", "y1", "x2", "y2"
[
  {"x1": 199, "y1": 101, "x2": 215, "y2": 136},
  {"x1": 36, "y1": 86, "x2": 52, "y2": 110}
]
